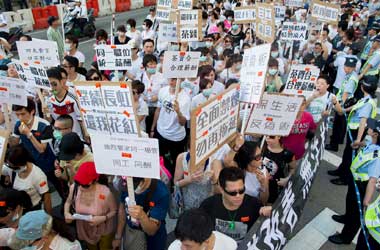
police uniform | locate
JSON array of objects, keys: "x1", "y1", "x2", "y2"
[
  {"x1": 360, "y1": 23, "x2": 380, "y2": 64},
  {"x1": 330, "y1": 76, "x2": 377, "y2": 185},
  {"x1": 327, "y1": 57, "x2": 359, "y2": 152},
  {"x1": 329, "y1": 119, "x2": 380, "y2": 245}
]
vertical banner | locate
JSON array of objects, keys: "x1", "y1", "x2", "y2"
[
  {"x1": 256, "y1": 3, "x2": 276, "y2": 43},
  {"x1": 74, "y1": 81, "x2": 139, "y2": 136},
  {"x1": 239, "y1": 43, "x2": 271, "y2": 104},
  {"x1": 280, "y1": 22, "x2": 308, "y2": 41},
  {"x1": 283, "y1": 64, "x2": 320, "y2": 98},
  {"x1": 311, "y1": 0, "x2": 340, "y2": 25},
  {"x1": 95, "y1": 45, "x2": 132, "y2": 71},
  {"x1": 16, "y1": 39, "x2": 60, "y2": 67},
  {"x1": 234, "y1": 6, "x2": 256, "y2": 24},
  {"x1": 190, "y1": 85, "x2": 240, "y2": 173},
  {"x1": 177, "y1": 9, "x2": 203, "y2": 42},
  {"x1": 245, "y1": 93, "x2": 303, "y2": 136},
  {"x1": 162, "y1": 51, "x2": 201, "y2": 78}
]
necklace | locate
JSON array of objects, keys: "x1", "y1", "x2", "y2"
[{"x1": 227, "y1": 210, "x2": 238, "y2": 230}]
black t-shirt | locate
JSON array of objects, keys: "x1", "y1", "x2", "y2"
[
  {"x1": 262, "y1": 148, "x2": 294, "y2": 203},
  {"x1": 228, "y1": 30, "x2": 245, "y2": 48},
  {"x1": 200, "y1": 194, "x2": 262, "y2": 242},
  {"x1": 114, "y1": 36, "x2": 131, "y2": 45}
]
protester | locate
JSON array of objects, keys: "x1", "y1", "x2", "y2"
[
  {"x1": 64, "y1": 35, "x2": 85, "y2": 67},
  {"x1": 62, "y1": 55, "x2": 86, "y2": 85},
  {"x1": 114, "y1": 25, "x2": 130, "y2": 45},
  {"x1": 47, "y1": 16, "x2": 64, "y2": 60}
]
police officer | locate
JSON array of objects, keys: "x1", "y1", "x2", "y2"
[
  {"x1": 326, "y1": 57, "x2": 359, "y2": 152},
  {"x1": 355, "y1": 119, "x2": 380, "y2": 250},
  {"x1": 329, "y1": 75, "x2": 378, "y2": 186},
  {"x1": 359, "y1": 35, "x2": 380, "y2": 81},
  {"x1": 328, "y1": 94, "x2": 379, "y2": 245},
  {"x1": 360, "y1": 23, "x2": 380, "y2": 66}
]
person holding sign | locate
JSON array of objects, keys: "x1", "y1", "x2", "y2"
[
  {"x1": 191, "y1": 78, "x2": 214, "y2": 110},
  {"x1": 199, "y1": 65, "x2": 225, "y2": 95},
  {"x1": 265, "y1": 58, "x2": 283, "y2": 93},
  {"x1": 64, "y1": 36, "x2": 85, "y2": 68},
  {"x1": 114, "y1": 25, "x2": 130, "y2": 45},
  {"x1": 359, "y1": 35, "x2": 380, "y2": 80}
]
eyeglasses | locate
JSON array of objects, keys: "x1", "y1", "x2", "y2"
[{"x1": 223, "y1": 186, "x2": 245, "y2": 196}]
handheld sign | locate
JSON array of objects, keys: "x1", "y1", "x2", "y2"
[
  {"x1": 234, "y1": 6, "x2": 256, "y2": 24},
  {"x1": 246, "y1": 93, "x2": 303, "y2": 136},
  {"x1": 190, "y1": 85, "x2": 240, "y2": 173},
  {"x1": 12, "y1": 60, "x2": 50, "y2": 91},
  {"x1": 284, "y1": 0, "x2": 304, "y2": 8},
  {"x1": 280, "y1": 22, "x2": 308, "y2": 41},
  {"x1": 177, "y1": 9, "x2": 203, "y2": 42},
  {"x1": 95, "y1": 44, "x2": 132, "y2": 71},
  {"x1": 158, "y1": 23, "x2": 178, "y2": 42},
  {"x1": 311, "y1": 0, "x2": 340, "y2": 25},
  {"x1": 162, "y1": 51, "x2": 201, "y2": 79},
  {"x1": 16, "y1": 39, "x2": 60, "y2": 67},
  {"x1": 256, "y1": 3, "x2": 276, "y2": 43},
  {"x1": 283, "y1": 64, "x2": 320, "y2": 98},
  {"x1": 0, "y1": 76, "x2": 27, "y2": 106}
]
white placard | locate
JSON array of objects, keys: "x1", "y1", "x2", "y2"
[
  {"x1": 163, "y1": 51, "x2": 200, "y2": 79},
  {"x1": 283, "y1": 64, "x2": 320, "y2": 98},
  {"x1": 178, "y1": 9, "x2": 199, "y2": 26},
  {"x1": 95, "y1": 44, "x2": 132, "y2": 71},
  {"x1": 311, "y1": 0, "x2": 340, "y2": 24},
  {"x1": 284, "y1": 0, "x2": 304, "y2": 8},
  {"x1": 158, "y1": 23, "x2": 178, "y2": 42},
  {"x1": 12, "y1": 60, "x2": 50, "y2": 90},
  {"x1": 157, "y1": 0, "x2": 172, "y2": 8},
  {"x1": 239, "y1": 43, "x2": 271, "y2": 104},
  {"x1": 178, "y1": 0, "x2": 193, "y2": 9},
  {"x1": 92, "y1": 134, "x2": 160, "y2": 179},
  {"x1": 0, "y1": 77, "x2": 27, "y2": 106},
  {"x1": 234, "y1": 7, "x2": 256, "y2": 24},
  {"x1": 275, "y1": 6, "x2": 286, "y2": 21},
  {"x1": 17, "y1": 39, "x2": 60, "y2": 67},
  {"x1": 280, "y1": 22, "x2": 308, "y2": 41},
  {"x1": 246, "y1": 93, "x2": 303, "y2": 136},
  {"x1": 156, "y1": 8, "x2": 172, "y2": 21}
]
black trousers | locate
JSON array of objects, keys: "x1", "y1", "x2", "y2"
[
  {"x1": 330, "y1": 111, "x2": 347, "y2": 146},
  {"x1": 145, "y1": 107, "x2": 156, "y2": 134},
  {"x1": 337, "y1": 129, "x2": 358, "y2": 181},
  {"x1": 356, "y1": 228, "x2": 380, "y2": 250},
  {"x1": 3, "y1": 0, "x2": 12, "y2": 11},
  {"x1": 340, "y1": 180, "x2": 368, "y2": 242},
  {"x1": 45, "y1": 170, "x2": 69, "y2": 202}
]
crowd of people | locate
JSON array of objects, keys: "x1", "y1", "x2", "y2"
[{"x1": 0, "y1": 0, "x2": 380, "y2": 250}]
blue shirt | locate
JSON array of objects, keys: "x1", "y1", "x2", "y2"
[
  {"x1": 349, "y1": 96, "x2": 375, "y2": 125},
  {"x1": 356, "y1": 144, "x2": 380, "y2": 178},
  {"x1": 13, "y1": 116, "x2": 55, "y2": 173},
  {"x1": 120, "y1": 180, "x2": 169, "y2": 250}
]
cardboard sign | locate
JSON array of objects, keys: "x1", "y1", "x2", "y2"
[
  {"x1": 311, "y1": 0, "x2": 340, "y2": 25},
  {"x1": 158, "y1": 23, "x2": 178, "y2": 42},
  {"x1": 92, "y1": 134, "x2": 160, "y2": 179},
  {"x1": 177, "y1": 0, "x2": 194, "y2": 9},
  {"x1": 190, "y1": 85, "x2": 240, "y2": 172},
  {"x1": 0, "y1": 130, "x2": 10, "y2": 169},
  {"x1": 239, "y1": 43, "x2": 271, "y2": 104},
  {"x1": 12, "y1": 60, "x2": 50, "y2": 90},
  {"x1": 163, "y1": 51, "x2": 201, "y2": 79},
  {"x1": 280, "y1": 22, "x2": 308, "y2": 41},
  {"x1": 16, "y1": 39, "x2": 60, "y2": 67},
  {"x1": 74, "y1": 81, "x2": 139, "y2": 136},
  {"x1": 95, "y1": 44, "x2": 132, "y2": 71},
  {"x1": 283, "y1": 64, "x2": 320, "y2": 98},
  {"x1": 0, "y1": 77, "x2": 27, "y2": 106},
  {"x1": 234, "y1": 6, "x2": 256, "y2": 24},
  {"x1": 284, "y1": 0, "x2": 304, "y2": 8},
  {"x1": 256, "y1": 3, "x2": 276, "y2": 43},
  {"x1": 177, "y1": 9, "x2": 203, "y2": 42},
  {"x1": 246, "y1": 93, "x2": 303, "y2": 136}
]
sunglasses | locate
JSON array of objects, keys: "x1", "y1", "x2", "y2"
[
  {"x1": 224, "y1": 186, "x2": 245, "y2": 196},
  {"x1": 90, "y1": 77, "x2": 100, "y2": 81}
]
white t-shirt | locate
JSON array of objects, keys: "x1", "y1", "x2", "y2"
[
  {"x1": 49, "y1": 234, "x2": 82, "y2": 250},
  {"x1": 0, "y1": 14, "x2": 9, "y2": 33},
  {"x1": 137, "y1": 97, "x2": 149, "y2": 132},
  {"x1": 168, "y1": 231, "x2": 237, "y2": 250},
  {"x1": 157, "y1": 87, "x2": 191, "y2": 141},
  {"x1": 219, "y1": 68, "x2": 240, "y2": 83},
  {"x1": 307, "y1": 92, "x2": 334, "y2": 123},
  {"x1": 3, "y1": 165, "x2": 49, "y2": 206},
  {"x1": 191, "y1": 93, "x2": 208, "y2": 110},
  {"x1": 126, "y1": 30, "x2": 143, "y2": 48},
  {"x1": 129, "y1": 57, "x2": 143, "y2": 79},
  {"x1": 73, "y1": 51, "x2": 85, "y2": 64},
  {"x1": 211, "y1": 80, "x2": 225, "y2": 95},
  {"x1": 142, "y1": 29, "x2": 155, "y2": 41},
  {"x1": 140, "y1": 71, "x2": 167, "y2": 107}
]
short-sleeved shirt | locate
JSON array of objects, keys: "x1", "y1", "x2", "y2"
[
  {"x1": 307, "y1": 92, "x2": 334, "y2": 123},
  {"x1": 200, "y1": 194, "x2": 262, "y2": 243},
  {"x1": 13, "y1": 117, "x2": 56, "y2": 173},
  {"x1": 120, "y1": 180, "x2": 169, "y2": 250},
  {"x1": 366, "y1": 50, "x2": 380, "y2": 72},
  {"x1": 333, "y1": 54, "x2": 361, "y2": 89},
  {"x1": 168, "y1": 231, "x2": 237, "y2": 250},
  {"x1": 137, "y1": 97, "x2": 149, "y2": 131},
  {"x1": 211, "y1": 80, "x2": 225, "y2": 95},
  {"x1": 342, "y1": 71, "x2": 358, "y2": 97},
  {"x1": 140, "y1": 71, "x2": 167, "y2": 107},
  {"x1": 349, "y1": 96, "x2": 376, "y2": 125},
  {"x1": 355, "y1": 144, "x2": 380, "y2": 179}
]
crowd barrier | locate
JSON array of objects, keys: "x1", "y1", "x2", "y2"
[
  {"x1": 86, "y1": 0, "x2": 99, "y2": 17},
  {"x1": 115, "y1": 0, "x2": 131, "y2": 12},
  {"x1": 144, "y1": 0, "x2": 157, "y2": 7}
]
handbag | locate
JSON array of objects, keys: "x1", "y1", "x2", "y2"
[
  {"x1": 122, "y1": 180, "x2": 158, "y2": 250},
  {"x1": 168, "y1": 184, "x2": 184, "y2": 219}
]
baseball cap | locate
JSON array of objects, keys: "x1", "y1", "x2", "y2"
[
  {"x1": 74, "y1": 162, "x2": 100, "y2": 185},
  {"x1": 16, "y1": 210, "x2": 50, "y2": 241},
  {"x1": 367, "y1": 118, "x2": 380, "y2": 133},
  {"x1": 344, "y1": 57, "x2": 358, "y2": 67},
  {"x1": 58, "y1": 132, "x2": 84, "y2": 161}
]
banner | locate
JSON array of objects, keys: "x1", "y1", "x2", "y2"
[
  {"x1": 162, "y1": 51, "x2": 200, "y2": 79},
  {"x1": 177, "y1": 9, "x2": 203, "y2": 42},
  {"x1": 238, "y1": 121, "x2": 328, "y2": 250},
  {"x1": 234, "y1": 6, "x2": 256, "y2": 24},
  {"x1": 190, "y1": 85, "x2": 240, "y2": 173},
  {"x1": 12, "y1": 60, "x2": 50, "y2": 90},
  {"x1": 16, "y1": 39, "x2": 60, "y2": 67},
  {"x1": 280, "y1": 22, "x2": 308, "y2": 41},
  {"x1": 158, "y1": 23, "x2": 178, "y2": 42},
  {"x1": 256, "y1": 3, "x2": 276, "y2": 43},
  {"x1": 239, "y1": 43, "x2": 271, "y2": 104},
  {"x1": 283, "y1": 64, "x2": 320, "y2": 98},
  {"x1": 74, "y1": 81, "x2": 139, "y2": 136},
  {"x1": 284, "y1": 0, "x2": 304, "y2": 8},
  {"x1": 95, "y1": 44, "x2": 132, "y2": 71},
  {"x1": 92, "y1": 134, "x2": 160, "y2": 179},
  {"x1": 245, "y1": 93, "x2": 303, "y2": 136},
  {"x1": 311, "y1": 0, "x2": 340, "y2": 25},
  {"x1": 0, "y1": 77, "x2": 27, "y2": 106}
]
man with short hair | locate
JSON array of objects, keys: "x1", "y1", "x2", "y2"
[
  {"x1": 47, "y1": 16, "x2": 64, "y2": 60},
  {"x1": 200, "y1": 167, "x2": 271, "y2": 243},
  {"x1": 139, "y1": 39, "x2": 156, "y2": 59}
]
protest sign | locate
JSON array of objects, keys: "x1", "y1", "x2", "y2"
[
  {"x1": 190, "y1": 85, "x2": 240, "y2": 172},
  {"x1": 16, "y1": 39, "x2": 60, "y2": 67},
  {"x1": 158, "y1": 23, "x2": 178, "y2": 42},
  {"x1": 0, "y1": 77, "x2": 27, "y2": 106},
  {"x1": 284, "y1": 0, "x2": 304, "y2": 8},
  {"x1": 156, "y1": 8, "x2": 174, "y2": 21},
  {"x1": 163, "y1": 51, "x2": 201, "y2": 79},
  {"x1": 74, "y1": 81, "x2": 139, "y2": 136},
  {"x1": 311, "y1": 0, "x2": 340, "y2": 25},
  {"x1": 274, "y1": 6, "x2": 286, "y2": 22},
  {"x1": 177, "y1": 9, "x2": 202, "y2": 42},
  {"x1": 95, "y1": 44, "x2": 132, "y2": 71},
  {"x1": 92, "y1": 134, "x2": 160, "y2": 179},
  {"x1": 12, "y1": 60, "x2": 50, "y2": 90},
  {"x1": 157, "y1": 0, "x2": 172, "y2": 8},
  {"x1": 239, "y1": 121, "x2": 328, "y2": 250},
  {"x1": 280, "y1": 22, "x2": 308, "y2": 41},
  {"x1": 234, "y1": 6, "x2": 256, "y2": 24},
  {"x1": 177, "y1": 0, "x2": 194, "y2": 9},
  {"x1": 256, "y1": 3, "x2": 276, "y2": 43},
  {"x1": 245, "y1": 93, "x2": 303, "y2": 136},
  {"x1": 239, "y1": 43, "x2": 271, "y2": 104},
  {"x1": 0, "y1": 130, "x2": 10, "y2": 170},
  {"x1": 283, "y1": 64, "x2": 320, "y2": 98}
]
